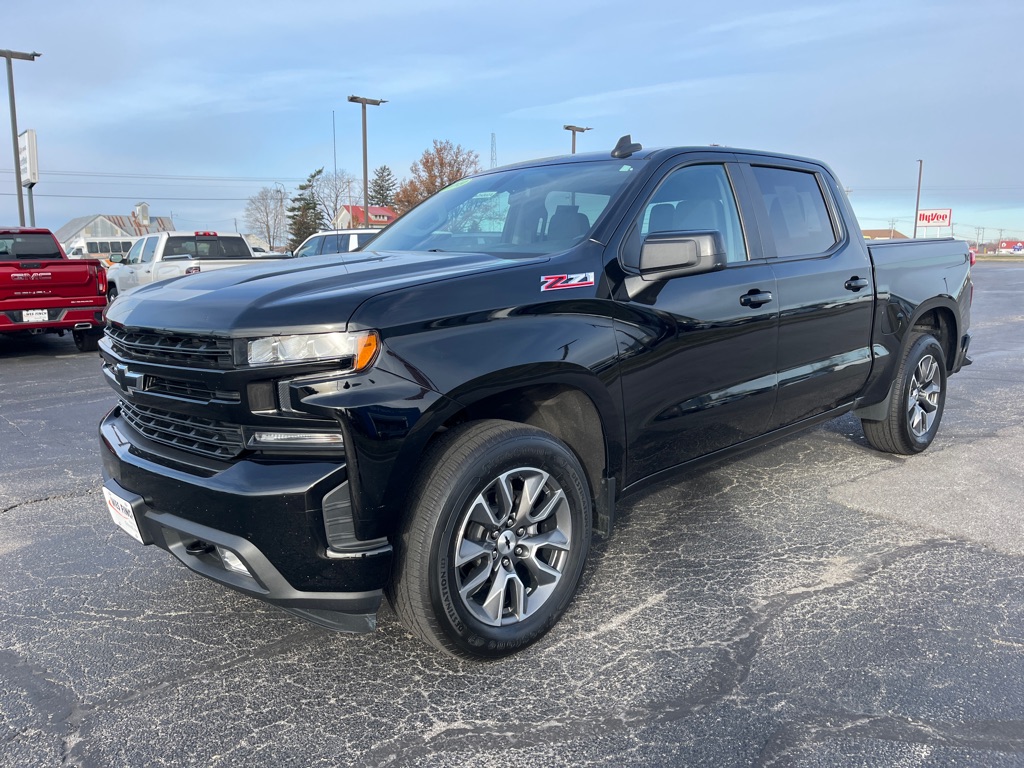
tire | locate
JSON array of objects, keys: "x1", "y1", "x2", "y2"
[
  {"x1": 107, "y1": 285, "x2": 119, "y2": 302},
  {"x1": 73, "y1": 328, "x2": 101, "y2": 353},
  {"x1": 388, "y1": 419, "x2": 593, "y2": 659},
  {"x1": 862, "y1": 332, "x2": 947, "y2": 454}
]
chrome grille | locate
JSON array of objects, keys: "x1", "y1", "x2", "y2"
[
  {"x1": 120, "y1": 401, "x2": 245, "y2": 460},
  {"x1": 106, "y1": 325, "x2": 235, "y2": 369}
]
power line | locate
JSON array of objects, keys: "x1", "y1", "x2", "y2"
[
  {"x1": 0, "y1": 192, "x2": 250, "y2": 201},
  {"x1": 0, "y1": 168, "x2": 303, "y2": 182}
]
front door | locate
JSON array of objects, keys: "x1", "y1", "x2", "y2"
[{"x1": 613, "y1": 160, "x2": 779, "y2": 484}]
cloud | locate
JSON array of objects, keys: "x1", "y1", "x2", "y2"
[{"x1": 504, "y1": 75, "x2": 767, "y2": 122}]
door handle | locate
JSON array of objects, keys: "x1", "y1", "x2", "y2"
[
  {"x1": 845, "y1": 277, "x2": 869, "y2": 291},
  {"x1": 739, "y1": 289, "x2": 773, "y2": 308}
]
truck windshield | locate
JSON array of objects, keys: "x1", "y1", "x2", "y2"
[
  {"x1": 367, "y1": 160, "x2": 640, "y2": 256},
  {"x1": 0, "y1": 234, "x2": 61, "y2": 260}
]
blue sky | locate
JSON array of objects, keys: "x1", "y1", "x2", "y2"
[{"x1": 2, "y1": 0, "x2": 1022, "y2": 243}]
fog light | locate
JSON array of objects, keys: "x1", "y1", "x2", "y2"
[{"x1": 216, "y1": 546, "x2": 251, "y2": 576}]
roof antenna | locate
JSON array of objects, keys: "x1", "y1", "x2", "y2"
[{"x1": 611, "y1": 135, "x2": 642, "y2": 159}]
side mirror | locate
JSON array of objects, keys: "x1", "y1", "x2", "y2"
[
  {"x1": 639, "y1": 230, "x2": 727, "y2": 280},
  {"x1": 109, "y1": 253, "x2": 124, "y2": 264}
]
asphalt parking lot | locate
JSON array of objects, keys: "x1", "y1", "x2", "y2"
[{"x1": 1, "y1": 262, "x2": 1022, "y2": 767}]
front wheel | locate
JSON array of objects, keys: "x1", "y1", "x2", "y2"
[
  {"x1": 862, "y1": 332, "x2": 947, "y2": 454},
  {"x1": 388, "y1": 420, "x2": 593, "y2": 659}
]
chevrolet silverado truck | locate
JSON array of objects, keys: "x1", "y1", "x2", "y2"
[
  {"x1": 98, "y1": 138, "x2": 972, "y2": 659},
  {"x1": 105, "y1": 231, "x2": 288, "y2": 300},
  {"x1": 1, "y1": 227, "x2": 107, "y2": 351}
]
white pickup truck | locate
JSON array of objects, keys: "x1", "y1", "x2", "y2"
[{"x1": 106, "y1": 231, "x2": 288, "y2": 300}]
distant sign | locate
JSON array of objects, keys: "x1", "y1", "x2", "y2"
[
  {"x1": 917, "y1": 208, "x2": 951, "y2": 227},
  {"x1": 18, "y1": 129, "x2": 38, "y2": 186}
]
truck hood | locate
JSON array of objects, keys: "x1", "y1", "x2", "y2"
[{"x1": 105, "y1": 250, "x2": 546, "y2": 335}]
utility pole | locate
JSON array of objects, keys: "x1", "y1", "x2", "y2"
[
  {"x1": 2, "y1": 49, "x2": 42, "y2": 226},
  {"x1": 347, "y1": 95, "x2": 387, "y2": 228},
  {"x1": 888, "y1": 218, "x2": 898, "y2": 238},
  {"x1": 912, "y1": 159, "x2": 923, "y2": 239},
  {"x1": 490, "y1": 132, "x2": 497, "y2": 169},
  {"x1": 563, "y1": 125, "x2": 591, "y2": 154}
]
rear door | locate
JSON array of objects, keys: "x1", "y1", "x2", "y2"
[
  {"x1": 737, "y1": 157, "x2": 874, "y2": 428},
  {"x1": 612, "y1": 154, "x2": 780, "y2": 482}
]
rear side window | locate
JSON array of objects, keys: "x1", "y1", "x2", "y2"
[
  {"x1": 354, "y1": 232, "x2": 377, "y2": 250},
  {"x1": 751, "y1": 166, "x2": 838, "y2": 258},
  {"x1": 320, "y1": 234, "x2": 341, "y2": 255}
]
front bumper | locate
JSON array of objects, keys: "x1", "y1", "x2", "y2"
[{"x1": 100, "y1": 407, "x2": 392, "y2": 633}]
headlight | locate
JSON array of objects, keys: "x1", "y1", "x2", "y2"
[{"x1": 246, "y1": 330, "x2": 379, "y2": 369}]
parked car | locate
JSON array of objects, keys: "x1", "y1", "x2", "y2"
[
  {"x1": 106, "y1": 231, "x2": 290, "y2": 300},
  {"x1": 294, "y1": 228, "x2": 381, "y2": 258},
  {"x1": 0, "y1": 227, "x2": 106, "y2": 351},
  {"x1": 98, "y1": 138, "x2": 973, "y2": 659}
]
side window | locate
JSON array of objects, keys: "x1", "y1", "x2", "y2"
[
  {"x1": 294, "y1": 236, "x2": 322, "y2": 258},
  {"x1": 320, "y1": 234, "x2": 341, "y2": 254},
  {"x1": 354, "y1": 233, "x2": 377, "y2": 250},
  {"x1": 87, "y1": 242, "x2": 99, "y2": 254},
  {"x1": 124, "y1": 239, "x2": 144, "y2": 264},
  {"x1": 628, "y1": 164, "x2": 747, "y2": 265},
  {"x1": 141, "y1": 237, "x2": 159, "y2": 263},
  {"x1": 750, "y1": 166, "x2": 838, "y2": 258}
]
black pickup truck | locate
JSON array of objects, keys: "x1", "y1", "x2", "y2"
[{"x1": 99, "y1": 138, "x2": 972, "y2": 658}]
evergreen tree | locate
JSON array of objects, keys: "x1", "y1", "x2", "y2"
[
  {"x1": 368, "y1": 165, "x2": 398, "y2": 208},
  {"x1": 287, "y1": 168, "x2": 326, "y2": 251}
]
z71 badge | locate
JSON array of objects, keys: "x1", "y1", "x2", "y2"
[{"x1": 540, "y1": 273, "x2": 595, "y2": 292}]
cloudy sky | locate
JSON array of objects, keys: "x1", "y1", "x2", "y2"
[{"x1": 2, "y1": 0, "x2": 1021, "y2": 242}]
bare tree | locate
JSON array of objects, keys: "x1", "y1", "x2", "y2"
[
  {"x1": 244, "y1": 187, "x2": 288, "y2": 250},
  {"x1": 394, "y1": 140, "x2": 481, "y2": 214},
  {"x1": 311, "y1": 169, "x2": 359, "y2": 228}
]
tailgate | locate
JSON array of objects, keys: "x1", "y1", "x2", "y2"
[{"x1": 0, "y1": 260, "x2": 103, "y2": 302}]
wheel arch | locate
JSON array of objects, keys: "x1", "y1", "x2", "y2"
[
  {"x1": 906, "y1": 301, "x2": 959, "y2": 372},
  {"x1": 385, "y1": 364, "x2": 623, "y2": 538}
]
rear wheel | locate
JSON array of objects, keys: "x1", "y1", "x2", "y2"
[
  {"x1": 389, "y1": 420, "x2": 592, "y2": 659},
  {"x1": 107, "y1": 285, "x2": 119, "y2": 302},
  {"x1": 862, "y1": 332, "x2": 947, "y2": 454},
  {"x1": 72, "y1": 328, "x2": 102, "y2": 353}
]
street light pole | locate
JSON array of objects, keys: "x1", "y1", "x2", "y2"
[
  {"x1": 913, "y1": 159, "x2": 923, "y2": 239},
  {"x1": 563, "y1": 125, "x2": 591, "y2": 154},
  {"x1": 2, "y1": 49, "x2": 41, "y2": 226},
  {"x1": 347, "y1": 95, "x2": 386, "y2": 228}
]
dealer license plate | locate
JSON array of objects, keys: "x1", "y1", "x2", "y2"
[
  {"x1": 103, "y1": 487, "x2": 143, "y2": 543},
  {"x1": 22, "y1": 309, "x2": 48, "y2": 322}
]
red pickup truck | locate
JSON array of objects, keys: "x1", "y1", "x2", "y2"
[{"x1": 0, "y1": 227, "x2": 107, "y2": 351}]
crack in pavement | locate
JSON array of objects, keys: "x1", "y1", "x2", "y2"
[
  {"x1": 756, "y1": 713, "x2": 1024, "y2": 765},
  {"x1": 355, "y1": 538, "x2": 984, "y2": 765},
  {"x1": 0, "y1": 488, "x2": 101, "y2": 516}
]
